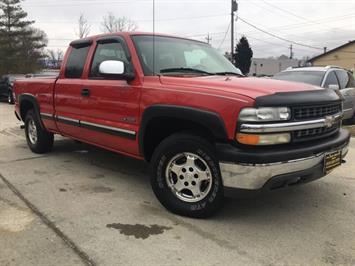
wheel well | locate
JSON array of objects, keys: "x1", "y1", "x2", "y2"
[
  {"x1": 20, "y1": 100, "x2": 34, "y2": 120},
  {"x1": 143, "y1": 117, "x2": 217, "y2": 161}
]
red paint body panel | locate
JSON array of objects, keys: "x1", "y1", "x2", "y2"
[{"x1": 13, "y1": 32, "x2": 322, "y2": 160}]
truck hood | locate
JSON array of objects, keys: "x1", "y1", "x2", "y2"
[{"x1": 159, "y1": 76, "x2": 322, "y2": 99}]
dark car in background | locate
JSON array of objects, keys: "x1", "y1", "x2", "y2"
[
  {"x1": 273, "y1": 66, "x2": 355, "y2": 123},
  {"x1": 0, "y1": 75, "x2": 25, "y2": 104},
  {"x1": 0, "y1": 72, "x2": 59, "y2": 105},
  {"x1": 25, "y1": 71, "x2": 59, "y2": 79}
]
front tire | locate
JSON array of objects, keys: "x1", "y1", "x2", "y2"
[
  {"x1": 25, "y1": 110, "x2": 54, "y2": 154},
  {"x1": 150, "y1": 133, "x2": 223, "y2": 218}
]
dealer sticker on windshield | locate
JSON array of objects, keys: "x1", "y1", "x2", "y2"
[{"x1": 324, "y1": 150, "x2": 342, "y2": 174}]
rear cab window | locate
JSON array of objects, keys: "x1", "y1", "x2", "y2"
[{"x1": 65, "y1": 44, "x2": 91, "y2": 79}]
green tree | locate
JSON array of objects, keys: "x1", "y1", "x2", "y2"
[
  {"x1": 0, "y1": 0, "x2": 47, "y2": 74},
  {"x1": 233, "y1": 36, "x2": 253, "y2": 75}
]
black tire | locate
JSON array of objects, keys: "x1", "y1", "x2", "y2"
[
  {"x1": 351, "y1": 113, "x2": 355, "y2": 125},
  {"x1": 7, "y1": 90, "x2": 14, "y2": 104},
  {"x1": 150, "y1": 133, "x2": 224, "y2": 218},
  {"x1": 25, "y1": 110, "x2": 54, "y2": 154}
]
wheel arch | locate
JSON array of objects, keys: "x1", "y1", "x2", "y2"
[
  {"x1": 19, "y1": 94, "x2": 45, "y2": 129},
  {"x1": 139, "y1": 105, "x2": 229, "y2": 161}
]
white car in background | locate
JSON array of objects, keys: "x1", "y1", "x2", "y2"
[{"x1": 273, "y1": 66, "x2": 355, "y2": 123}]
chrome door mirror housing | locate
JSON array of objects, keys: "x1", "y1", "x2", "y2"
[
  {"x1": 98, "y1": 60, "x2": 135, "y2": 81},
  {"x1": 99, "y1": 60, "x2": 125, "y2": 75}
]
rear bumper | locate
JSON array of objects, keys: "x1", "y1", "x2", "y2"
[{"x1": 217, "y1": 129, "x2": 350, "y2": 192}]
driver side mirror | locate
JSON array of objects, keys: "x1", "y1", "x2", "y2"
[
  {"x1": 328, "y1": 84, "x2": 340, "y2": 90},
  {"x1": 99, "y1": 60, "x2": 135, "y2": 81}
]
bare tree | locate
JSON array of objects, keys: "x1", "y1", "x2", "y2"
[
  {"x1": 76, "y1": 14, "x2": 91, "y2": 38},
  {"x1": 47, "y1": 49, "x2": 64, "y2": 62},
  {"x1": 101, "y1": 13, "x2": 138, "y2": 33},
  {"x1": 46, "y1": 49, "x2": 64, "y2": 69},
  {"x1": 56, "y1": 49, "x2": 64, "y2": 62}
]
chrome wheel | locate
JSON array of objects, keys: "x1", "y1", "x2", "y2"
[
  {"x1": 165, "y1": 152, "x2": 213, "y2": 203},
  {"x1": 28, "y1": 119, "x2": 38, "y2": 144}
]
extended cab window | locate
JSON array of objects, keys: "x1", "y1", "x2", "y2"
[
  {"x1": 90, "y1": 42, "x2": 128, "y2": 78},
  {"x1": 65, "y1": 46, "x2": 90, "y2": 78}
]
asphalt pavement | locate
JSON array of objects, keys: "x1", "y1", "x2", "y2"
[{"x1": 0, "y1": 101, "x2": 355, "y2": 266}]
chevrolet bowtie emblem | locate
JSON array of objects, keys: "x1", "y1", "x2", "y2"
[{"x1": 324, "y1": 115, "x2": 336, "y2": 128}]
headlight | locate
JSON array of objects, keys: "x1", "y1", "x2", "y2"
[{"x1": 239, "y1": 107, "x2": 291, "y2": 122}]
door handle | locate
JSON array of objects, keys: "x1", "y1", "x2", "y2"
[{"x1": 81, "y1": 88, "x2": 90, "y2": 97}]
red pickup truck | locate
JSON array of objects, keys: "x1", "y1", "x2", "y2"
[{"x1": 14, "y1": 32, "x2": 350, "y2": 217}]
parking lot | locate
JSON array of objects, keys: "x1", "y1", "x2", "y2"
[{"x1": 0, "y1": 101, "x2": 355, "y2": 266}]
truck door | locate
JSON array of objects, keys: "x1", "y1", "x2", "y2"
[
  {"x1": 54, "y1": 40, "x2": 92, "y2": 138},
  {"x1": 78, "y1": 36, "x2": 141, "y2": 156}
]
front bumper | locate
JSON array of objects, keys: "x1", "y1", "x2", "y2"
[{"x1": 218, "y1": 129, "x2": 350, "y2": 191}]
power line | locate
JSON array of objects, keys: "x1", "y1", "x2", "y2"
[
  {"x1": 257, "y1": 0, "x2": 348, "y2": 32},
  {"x1": 218, "y1": 21, "x2": 231, "y2": 50},
  {"x1": 238, "y1": 16, "x2": 324, "y2": 50},
  {"x1": 32, "y1": 13, "x2": 228, "y2": 24},
  {"x1": 258, "y1": 0, "x2": 312, "y2": 21}
]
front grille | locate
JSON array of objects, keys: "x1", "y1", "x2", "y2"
[
  {"x1": 293, "y1": 104, "x2": 341, "y2": 120},
  {"x1": 293, "y1": 122, "x2": 340, "y2": 142}
]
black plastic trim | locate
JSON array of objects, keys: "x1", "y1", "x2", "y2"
[
  {"x1": 40, "y1": 114, "x2": 55, "y2": 121},
  {"x1": 217, "y1": 128, "x2": 350, "y2": 164},
  {"x1": 70, "y1": 38, "x2": 93, "y2": 49},
  {"x1": 139, "y1": 105, "x2": 229, "y2": 157},
  {"x1": 56, "y1": 117, "x2": 79, "y2": 127},
  {"x1": 96, "y1": 36, "x2": 121, "y2": 44},
  {"x1": 18, "y1": 94, "x2": 45, "y2": 129},
  {"x1": 55, "y1": 116, "x2": 136, "y2": 140},
  {"x1": 80, "y1": 123, "x2": 136, "y2": 140},
  {"x1": 254, "y1": 89, "x2": 342, "y2": 107}
]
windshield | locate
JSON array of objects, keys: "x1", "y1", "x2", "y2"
[
  {"x1": 132, "y1": 35, "x2": 242, "y2": 76},
  {"x1": 273, "y1": 71, "x2": 325, "y2": 86}
]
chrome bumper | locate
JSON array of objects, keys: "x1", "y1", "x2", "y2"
[{"x1": 219, "y1": 144, "x2": 349, "y2": 190}]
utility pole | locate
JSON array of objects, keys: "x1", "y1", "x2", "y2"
[
  {"x1": 205, "y1": 33, "x2": 212, "y2": 45},
  {"x1": 231, "y1": 0, "x2": 238, "y2": 63},
  {"x1": 289, "y1": 44, "x2": 293, "y2": 59}
]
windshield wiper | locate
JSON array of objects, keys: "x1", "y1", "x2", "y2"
[
  {"x1": 160, "y1": 68, "x2": 213, "y2": 75},
  {"x1": 213, "y1": 71, "x2": 244, "y2": 77}
]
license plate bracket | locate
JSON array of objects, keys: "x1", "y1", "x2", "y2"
[{"x1": 324, "y1": 150, "x2": 342, "y2": 174}]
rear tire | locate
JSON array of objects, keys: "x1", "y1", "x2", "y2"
[
  {"x1": 150, "y1": 133, "x2": 224, "y2": 218},
  {"x1": 25, "y1": 110, "x2": 54, "y2": 154},
  {"x1": 7, "y1": 91, "x2": 14, "y2": 104},
  {"x1": 351, "y1": 113, "x2": 355, "y2": 125}
]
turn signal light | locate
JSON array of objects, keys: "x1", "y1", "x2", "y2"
[
  {"x1": 236, "y1": 133, "x2": 291, "y2": 145},
  {"x1": 236, "y1": 133, "x2": 260, "y2": 145}
]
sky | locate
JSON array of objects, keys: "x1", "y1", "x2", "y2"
[{"x1": 22, "y1": 0, "x2": 355, "y2": 59}]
